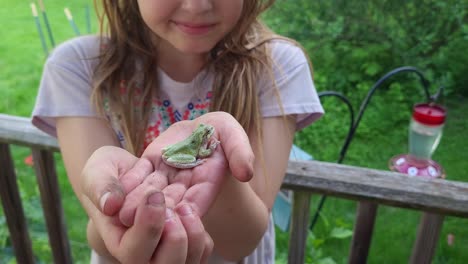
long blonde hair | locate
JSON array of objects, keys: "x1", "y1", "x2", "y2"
[{"x1": 91, "y1": 0, "x2": 291, "y2": 155}]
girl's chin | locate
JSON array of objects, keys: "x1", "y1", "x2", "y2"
[{"x1": 175, "y1": 45, "x2": 215, "y2": 56}]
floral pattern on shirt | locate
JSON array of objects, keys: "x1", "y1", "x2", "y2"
[
  {"x1": 144, "y1": 91, "x2": 212, "y2": 149},
  {"x1": 104, "y1": 82, "x2": 213, "y2": 152}
]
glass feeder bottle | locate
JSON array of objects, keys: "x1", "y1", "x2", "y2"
[
  {"x1": 389, "y1": 103, "x2": 447, "y2": 179},
  {"x1": 408, "y1": 103, "x2": 446, "y2": 161}
]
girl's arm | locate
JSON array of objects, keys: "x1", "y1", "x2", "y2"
[
  {"x1": 56, "y1": 117, "x2": 120, "y2": 203},
  {"x1": 203, "y1": 115, "x2": 296, "y2": 261},
  {"x1": 55, "y1": 117, "x2": 120, "y2": 257}
]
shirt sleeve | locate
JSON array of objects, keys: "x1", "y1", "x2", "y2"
[
  {"x1": 259, "y1": 40, "x2": 324, "y2": 130},
  {"x1": 31, "y1": 35, "x2": 101, "y2": 137}
]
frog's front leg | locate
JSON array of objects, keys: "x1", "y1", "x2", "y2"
[
  {"x1": 163, "y1": 154, "x2": 204, "y2": 169},
  {"x1": 198, "y1": 138, "x2": 220, "y2": 158}
]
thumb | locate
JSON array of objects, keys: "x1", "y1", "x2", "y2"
[
  {"x1": 81, "y1": 146, "x2": 137, "y2": 216},
  {"x1": 201, "y1": 112, "x2": 255, "y2": 182}
]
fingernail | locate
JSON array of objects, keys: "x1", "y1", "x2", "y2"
[
  {"x1": 100, "y1": 192, "x2": 111, "y2": 211},
  {"x1": 147, "y1": 192, "x2": 165, "y2": 206},
  {"x1": 165, "y1": 208, "x2": 175, "y2": 221},
  {"x1": 177, "y1": 204, "x2": 193, "y2": 216}
]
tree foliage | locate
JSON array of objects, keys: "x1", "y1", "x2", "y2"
[{"x1": 264, "y1": 0, "x2": 468, "y2": 98}]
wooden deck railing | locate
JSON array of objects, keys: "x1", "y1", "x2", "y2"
[{"x1": 1, "y1": 113, "x2": 468, "y2": 264}]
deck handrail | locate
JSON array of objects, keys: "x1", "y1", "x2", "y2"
[{"x1": 2, "y1": 114, "x2": 467, "y2": 216}]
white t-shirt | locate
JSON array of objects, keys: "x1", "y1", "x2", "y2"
[{"x1": 32, "y1": 35, "x2": 324, "y2": 264}]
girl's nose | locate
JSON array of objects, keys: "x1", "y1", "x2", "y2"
[{"x1": 181, "y1": 0, "x2": 213, "y2": 14}]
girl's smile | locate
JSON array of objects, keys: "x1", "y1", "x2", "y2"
[{"x1": 173, "y1": 21, "x2": 218, "y2": 36}]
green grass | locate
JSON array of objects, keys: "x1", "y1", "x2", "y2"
[
  {"x1": 1, "y1": 0, "x2": 467, "y2": 263},
  {"x1": 1, "y1": 1, "x2": 95, "y2": 263},
  {"x1": 1, "y1": 0, "x2": 96, "y2": 117}
]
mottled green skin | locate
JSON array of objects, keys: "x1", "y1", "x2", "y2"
[{"x1": 162, "y1": 123, "x2": 219, "y2": 169}]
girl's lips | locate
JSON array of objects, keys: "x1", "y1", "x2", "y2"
[{"x1": 174, "y1": 22, "x2": 216, "y2": 35}]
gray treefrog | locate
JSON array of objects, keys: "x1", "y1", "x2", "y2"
[{"x1": 161, "y1": 123, "x2": 220, "y2": 169}]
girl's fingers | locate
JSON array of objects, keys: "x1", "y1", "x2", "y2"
[
  {"x1": 119, "y1": 172, "x2": 169, "y2": 227},
  {"x1": 85, "y1": 190, "x2": 167, "y2": 264},
  {"x1": 119, "y1": 157, "x2": 154, "y2": 193},
  {"x1": 200, "y1": 232, "x2": 214, "y2": 264},
  {"x1": 151, "y1": 208, "x2": 188, "y2": 264},
  {"x1": 176, "y1": 204, "x2": 207, "y2": 264},
  {"x1": 118, "y1": 191, "x2": 167, "y2": 263}
]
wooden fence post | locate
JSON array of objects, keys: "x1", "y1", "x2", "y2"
[
  {"x1": 0, "y1": 143, "x2": 35, "y2": 264},
  {"x1": 348, "y1": 201, "x2": 378, "y2": 264},
  {"x1": 32, "y1": 148, "x2": 73, "y2": 264},
  {"x1": 410, "y1": 213, "x2": 445, "y2": 264},
  {"x1": 288, "y1": 191, "x2": 312, "y2": 264}
]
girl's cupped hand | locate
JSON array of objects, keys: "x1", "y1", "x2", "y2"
[{"x1": 80, "y1": 111, "x2": 254, "y2": 263}]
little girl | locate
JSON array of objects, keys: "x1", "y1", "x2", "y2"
[{"x1": 32, "y1": 0, "x2": 324, "y2": 263}]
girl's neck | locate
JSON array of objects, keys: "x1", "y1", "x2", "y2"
[{"x1": 156, "y1": 42, "x2": 209, "y2": 83}]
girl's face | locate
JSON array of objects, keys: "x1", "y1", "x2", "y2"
[{"x1": 138, "y1": 0, "x2": 244, "y2": 56}]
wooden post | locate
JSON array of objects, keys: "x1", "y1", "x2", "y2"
[
  {"x1": 348, "y1": 201, "x2": 378, "y2": 264},
  {"x1": 0, "y1": 143, "x2": 35, "y2": 264},
  {"x1": 288, "y1": 191, "x2": 312, "y2": 264},
  {"x1": 32, "y1": 148, "x2": 73, "y2": 264},
  {"x1": 409, "y1": 213, "x2": 444, "y2": 264}
]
